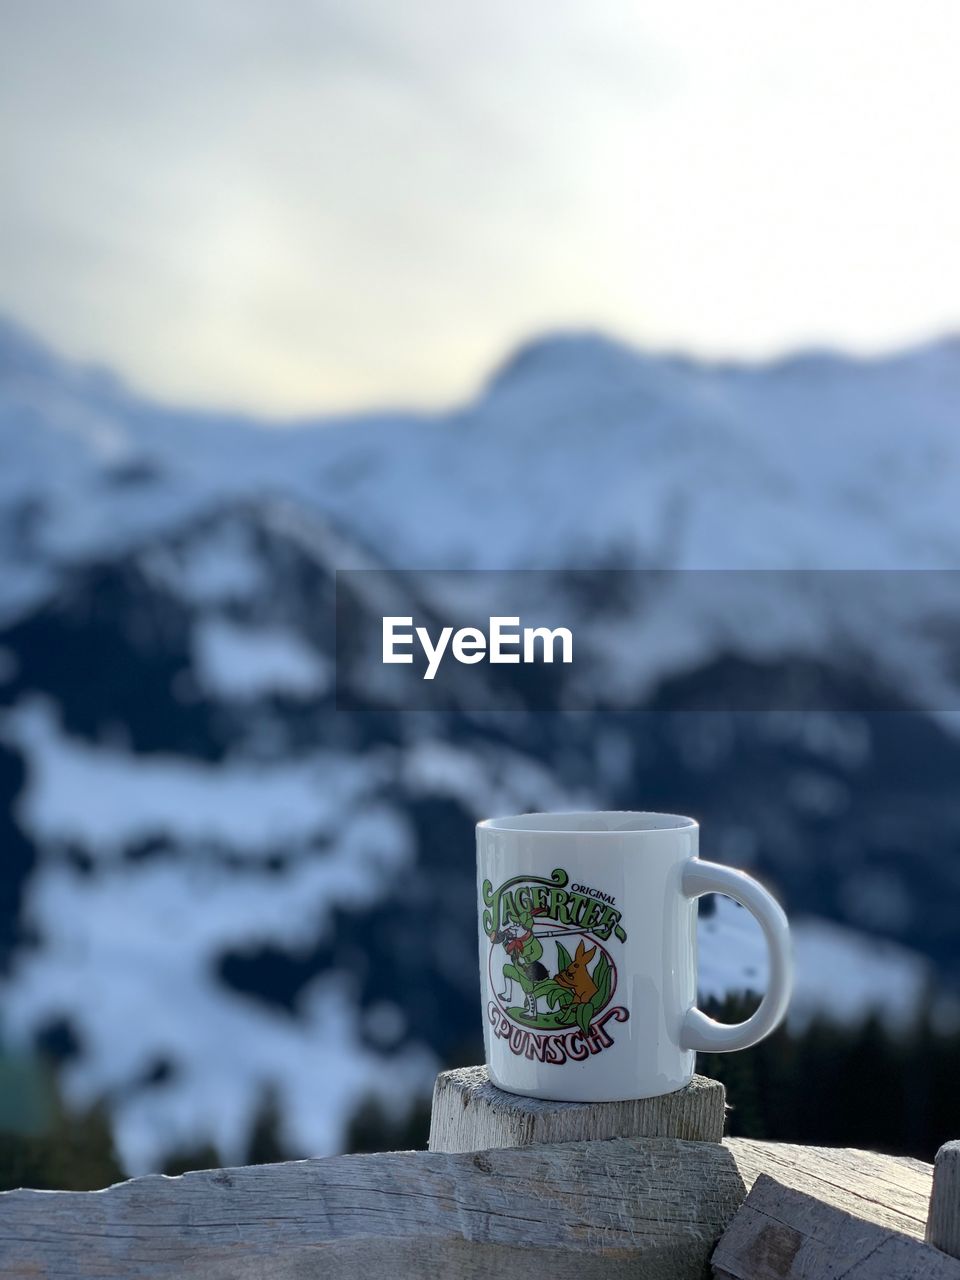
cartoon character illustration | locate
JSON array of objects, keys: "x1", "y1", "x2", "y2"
[
  {"x1": 491, "y1": 908, "x2": 548, "y2": 1017},
  {"x1": 554, "y1": 940, "x2": 598, "y2": 1006},
  {"x1": 483, "y1": 868, "x2": 624, "y2": 1047}
]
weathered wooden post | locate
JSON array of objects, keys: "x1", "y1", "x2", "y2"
[
  {"x1": 429, "y1": 1064, "x2": 726, "y2": 1152},
  {"x1": 929, "y1": 1141, "x2": 960, "y2": 1260}
]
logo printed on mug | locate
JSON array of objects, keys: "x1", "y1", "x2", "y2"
[
  {"x1": 477, "y1": 812, "x2": 792, "y2": 1102},
  {"x1": 482, "y1": 867, "x2": 630, "y2": 1064}
]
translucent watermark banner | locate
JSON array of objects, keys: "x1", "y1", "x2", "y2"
[{"x1": 334, "y1": 569, "x2": 960, "y2": 713}]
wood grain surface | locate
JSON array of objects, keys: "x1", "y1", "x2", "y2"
[
  {"x1": 429, "y1": 1064, "x2": 727, "y2": 1152},
  {"x1": 713, "y1": 1173, "x2": 960, "y2": 1279},
  {"x1": 0, "y1": 1135, "x2": 935, "y2": 1280}
]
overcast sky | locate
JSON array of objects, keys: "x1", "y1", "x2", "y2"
[{"x1": 2, "y1": 1, "x2": 959, "y2": 414}]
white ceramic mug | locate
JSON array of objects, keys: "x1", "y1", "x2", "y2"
[{"x1": 477, "y1": 811, "x2": 792, "y2": 1101}]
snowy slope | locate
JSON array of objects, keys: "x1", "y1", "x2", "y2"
[
  {"x1": 698, "y1": 895, "x2": 937, "y2": 1035},
  {"x1": 6, "y1": 320, "x2": 960, "y2": 582},
  {"x1": 5, "y1": 319, "x2": 960, "y2": 711},
  {"x1": 1, "y1": 317, "x2": 959, "y2": 1172},
  {"x1": 0, "y1": 494, "x2": 592, "y2": 1171}
]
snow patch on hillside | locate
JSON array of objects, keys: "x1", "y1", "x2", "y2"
[
  {"x1": 1, "y1": 860, "x2": 435, "y2": 1174},
  {"x1": 699, "y1": 895, "x2": 930, "y2": 1032},
  {"x1": 400, "y1": 738, "x2": 592, "y2": 819},
  {"x1": 192, "y1": 617, "x2": 330, "y2": 701},
  {"x1": 3, "y1": 700, "x2": 399, "y2": 865},
  {"x1": 141, "y1": 522, "x2": 267, "y2": 606}
]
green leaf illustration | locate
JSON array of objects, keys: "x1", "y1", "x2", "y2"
[
  {"x1": 576, "y1": 1000, "x2": 594, "y2": 1035},
  {"x1": 595, "y1": 957, "x2": 612, "y2": 1008},
  {"x1": 555, "y1": 941, "x2": 572, "y2": 973}
]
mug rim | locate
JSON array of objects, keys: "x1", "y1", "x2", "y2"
[{"x1": 477, "y1": 810, "x2": 698, "y2": 835}]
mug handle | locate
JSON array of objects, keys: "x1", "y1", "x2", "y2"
[{"x1": 679, "y1": 860, "x2": 793, "y2": 1053}]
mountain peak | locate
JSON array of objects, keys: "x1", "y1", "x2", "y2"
[{"x1": 486, "y1": 330, "x2": 651, "y2": 393}]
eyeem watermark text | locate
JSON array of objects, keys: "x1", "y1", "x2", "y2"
[{"x1": 382, "y1": 616, "x2": 574, "y2": 680}]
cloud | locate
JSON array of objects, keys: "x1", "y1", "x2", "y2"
[{"x1": 1, "y1": 0, "x2": 959, "y2": 412}]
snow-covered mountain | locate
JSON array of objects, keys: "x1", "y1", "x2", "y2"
[
  {"x1": 5, "y1": 316, "x2": 960, "y2": 709},
  {"x1": 1, "y1": 317, "x2": 958, "y2": 1173},
  {"x1": 7, "y1": 315, "x2": 960, "y2": 578}
]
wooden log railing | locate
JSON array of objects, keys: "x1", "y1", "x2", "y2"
[{"x1": 0, "y1": 1068, "x2": 956, "y2": 1280}]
